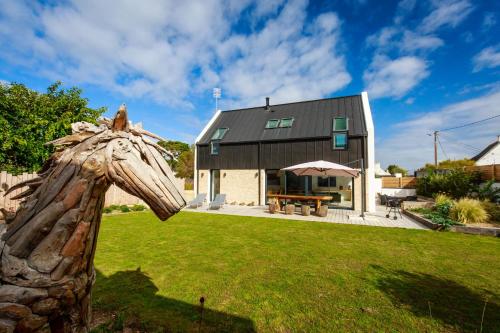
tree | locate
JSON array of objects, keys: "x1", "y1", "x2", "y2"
[
  {"x1": 387, "y1": 164, "x2": 408, "y2": 176},
  {"x1": 175, "y1": 147, "x2": 194, "y2": 179},
  {"x1": 0, "y1": 81, "x2": 105, "y2": 174},
  {"x1": 157, "y1": 140, "x2": 190, "y2": 170}
]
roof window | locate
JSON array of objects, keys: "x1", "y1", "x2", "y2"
[
  {"x1": 279, "y1": 117, "x2": 294, "y2": 128},
  {"x1": 265, "y1": 119, "x2": 280, "y2": 129},
  {"x1": 211, "y1": 128, "x2": 228, "y2": 140}
]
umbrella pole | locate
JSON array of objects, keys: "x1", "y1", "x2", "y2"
[{"x1": 360, "y1": 158, "x2": 366, "y2": 218}]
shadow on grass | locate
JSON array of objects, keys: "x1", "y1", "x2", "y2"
[
  {"x1": 92, "y1": 268, "x2": 255, "y2": 333},
  {"x1": 371, "y1": 265, "x2": 500, "y2": 332}
]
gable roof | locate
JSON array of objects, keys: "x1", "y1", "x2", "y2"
[
  {"x1": 197, "y1": 94, "x2": 367, "y2": 145},
  {"x1": 472, "y1": 140, "x2": 500, "y2": 161}
]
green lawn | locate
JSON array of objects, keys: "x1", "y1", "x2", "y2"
[{"x1": 92, "y1": 211, "x2": 500, "y2": 332}]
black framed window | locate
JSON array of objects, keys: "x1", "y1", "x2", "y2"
[
  {"x1": 210, "y1": 141, "x2": 220, "y2": 155},
  {"x1": 318, "y1": 177, "x2": 337, "y2": 187},
  {"x1": 332, "y1": 117, "x2": 348, "y2": 150}
]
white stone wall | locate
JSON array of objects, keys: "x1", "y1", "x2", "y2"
[{"x1": 221, "y1": 169, "x2": 260, "y2": 204}]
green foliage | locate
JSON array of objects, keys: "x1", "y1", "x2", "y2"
[
  {"x1": 157, "y1": 140, "x2": 193, "y2": 180},
  {"x1": 449, "y1": 198, "x2": 489, "y2": 224},
  {"x1": 434, "y1": 194, "x2": 454, "y2": 216},
  {"x1": 421, "y1": 159, "x2": 475, "y2": 172},
  {"x1": 131, "y1": 204, "x2": 146, "y2": 211},
  {"x1": 387, "y1": 164, "x2": 408, "y2": 176},
  {"x1": 416, "y1": 169, "x2": 481, "y2": 199},
  {"x1": 423, "y1": 211, "x2": 458, "y2": 229},
  {"x1": 120, "y1": 205, "x2": 131, "y2": 213},
  {"x1": 0, "y1": 81, "x2": 105, "y2": 174},
  {"x1": 175, "y1": 148, "x2": 194, "y2": 179},
  {"x1": 103, "y1": 207, "x2": 113, "y2": 214},
  {"x1": 471, "y1": 180, "x2": 500, "y2": 203},
  {"x1": 109, "y1": 205, "x2": 120, "y2": 211},
  {"x1": 481, "y1": 201, "x2": 500, "y2": 225},
  {"x1": 157, "y1": 140, "x2": 190, "y2": 169}
]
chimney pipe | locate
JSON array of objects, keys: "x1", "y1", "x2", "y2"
[{"x1": 265, "y1": 97, "x2": 270, "y2": 111}]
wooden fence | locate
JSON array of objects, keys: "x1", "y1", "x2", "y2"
[
  {"x1": 466, "y1": 164, "x2": 500, "y2": 181},
  {"x1": 381, "y1": 176, "x2": 417, "y2": 189},
  {"x1": 0, "y1": 171, "x2": 185, "y2": 213}
]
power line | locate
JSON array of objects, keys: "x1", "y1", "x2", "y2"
[
  {"x1": 438, "y1": 114, "x2": 500, "y2": 132},
  {"x1": 437, "y1": 135, "x2": 449, "y2": 159},
  {"x1": 439, "y1": 133, "x2": 482, "y2": 152}
]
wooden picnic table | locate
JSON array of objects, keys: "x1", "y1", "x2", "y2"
[{"x1": 267, "y1": 194, "x2": 333, "y2": 211}]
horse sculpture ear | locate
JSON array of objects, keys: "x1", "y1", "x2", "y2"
[{"x1": 111, "y1": 104, "x2": 130, "y2": 132}]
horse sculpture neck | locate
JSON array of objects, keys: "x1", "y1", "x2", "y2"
[{"x1": 0, "y1": 106, "x2": 185, "y2": 333}]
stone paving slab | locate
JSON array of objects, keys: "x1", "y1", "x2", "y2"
[{"x1": 183, "y1": 204, "x2": 428, "y2": 230}]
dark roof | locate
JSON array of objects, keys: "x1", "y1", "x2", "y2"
[
  {"x1": 472, "y1": 140, "x2": 499, "y2": 161},
  {"x1": 198, "y1": 94, "x2": 367, "y2": 144}
]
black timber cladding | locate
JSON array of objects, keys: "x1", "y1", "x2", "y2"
[
  {"x1": 198, "y1": 95, "x2": 367, "y2": 144},
  {"x1": 197, "y1": 137, "x2": 365, "y2": 170}
]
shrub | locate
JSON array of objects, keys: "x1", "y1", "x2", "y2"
[
  {"x1": 449, "y1": 198, "x2": 489, "y2": 224},
  {"x1": 416, "y1": 169, "x2": 481, "y2": 199},
  {"x1": 103, "y1": 207, "x2": 113, "y2": 214},
  {"x1": 481, "y1": 201, "x2": 500, "y2": 225},
  {"x1": 119, "y1": 205, "x2": 131, "y2": 213},
  {"x1": 131, "y1": 204, "x2": 145, "y2": 211},
  {"x1": 109, "y1": 204, "x2": 120, "y2": 211},
  {"x1": 434, "y1": 194, "x2": 454, "y2": 216}
]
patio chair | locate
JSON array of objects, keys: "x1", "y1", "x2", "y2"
[
  {"x1": 188, "y1": 193, "x2": 206, "y2": 208},
  {"x1": 209, "y1": 194, "x2": 226, "y2": 210}
]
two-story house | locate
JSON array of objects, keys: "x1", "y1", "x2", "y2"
[{"x1": 194, "y1": 92, "x2": 376, "y2": 212}]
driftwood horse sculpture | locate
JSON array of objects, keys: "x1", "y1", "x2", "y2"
[{"x1": 0, "y1": 105, "x2": 186, "y2": 332}]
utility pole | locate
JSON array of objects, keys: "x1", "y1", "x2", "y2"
[{"x1": 433, "y1": 131, "x2": 438, "y2": 167}]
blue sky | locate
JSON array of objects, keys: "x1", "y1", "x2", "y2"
[{"x1": 0, "y1": 0, "x2": 499, "y2": 171}]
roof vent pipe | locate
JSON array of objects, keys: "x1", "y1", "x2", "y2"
[{"x1": 265, "y1": 97, "x2": 270, "y2": 111}]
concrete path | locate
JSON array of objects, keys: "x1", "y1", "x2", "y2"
[{"x1": 183, "y1": 204, "x2": 428, "y2": 230}]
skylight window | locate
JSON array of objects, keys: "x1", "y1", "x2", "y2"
[
  {"x1": 333, "y1": 117, "x2": 348, "y2": 131},
  {"x1": 211, "y1": 128, "x2": 228, "y2": 140},
  {"x1": 279, "y1": 117, "x2": 294, "y2": 128},
  {"x1": 265, "y1": 119, "x2": 280, "y2": 129}
]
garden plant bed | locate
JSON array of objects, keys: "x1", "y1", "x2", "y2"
[
  {"x1": 403, "y1": 209, "x2": 500, "y2": 237},
  {"x1": 92, "y1": 211, "x2": 500, "y2": 332}
]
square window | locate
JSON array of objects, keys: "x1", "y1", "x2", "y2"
[
  {"x1": 211, "y1": 128, "x2": 228, "y2": 140},
  {"x1": 279, "y1": 117, "x2": 294, "y2": 128},
  {"x1": 333, "y1": 133, "x2": 347, "y2": 149},
  {"x1": 265, "y1": 119, "x2": 280, "y2": 129},
  {"x1": 333, "y1": 117, "x2": 348, "y2": 131},
  {"x1": 210, "y1": 141, "x2": 220, "y2": 155}
]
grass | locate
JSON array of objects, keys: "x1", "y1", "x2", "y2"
[{"x1": 93, "y1": 211, "x2": 500, "y2": 332}]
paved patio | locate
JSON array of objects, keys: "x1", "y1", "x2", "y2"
[{"x1": 184, "y1": 204, "x2": 428, "y2": 230}]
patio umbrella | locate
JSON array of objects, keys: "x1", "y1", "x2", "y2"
[{"x1": 281, "y1": 160, "x2": 360, "y2": 177}]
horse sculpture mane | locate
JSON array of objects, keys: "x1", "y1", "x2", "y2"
[{"x1": 0, "y1": 105, "x2": 186, "y2": 332}]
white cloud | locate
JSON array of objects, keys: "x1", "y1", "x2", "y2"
[
  {"x1": 420, "y1": 0, "x2": 473, "y2": 33},
  {"x1": 473, "y1": 45, "x2": 500, "y2": 72},
  {"x1": 363, "y1": 0, "x2": 472, "y2": 99},
  {"x1": 400, "y1": 31, "x2": 443, "y2": 52},
  {"x1": 482, "y1": 12, "x2": 496, "y2": 30},
  {"x1": 377, "y1": 89, "x2": 500, "y2": 170},
  {"x1": 0, "y1": 0, "x2": 351, "y2": 109},
  {"x1": 218, "y1": 6, "x2": 350, "y2": 106},
  {"x1": 363, "y1": 55, "x2": 429, "y2": 99}
]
